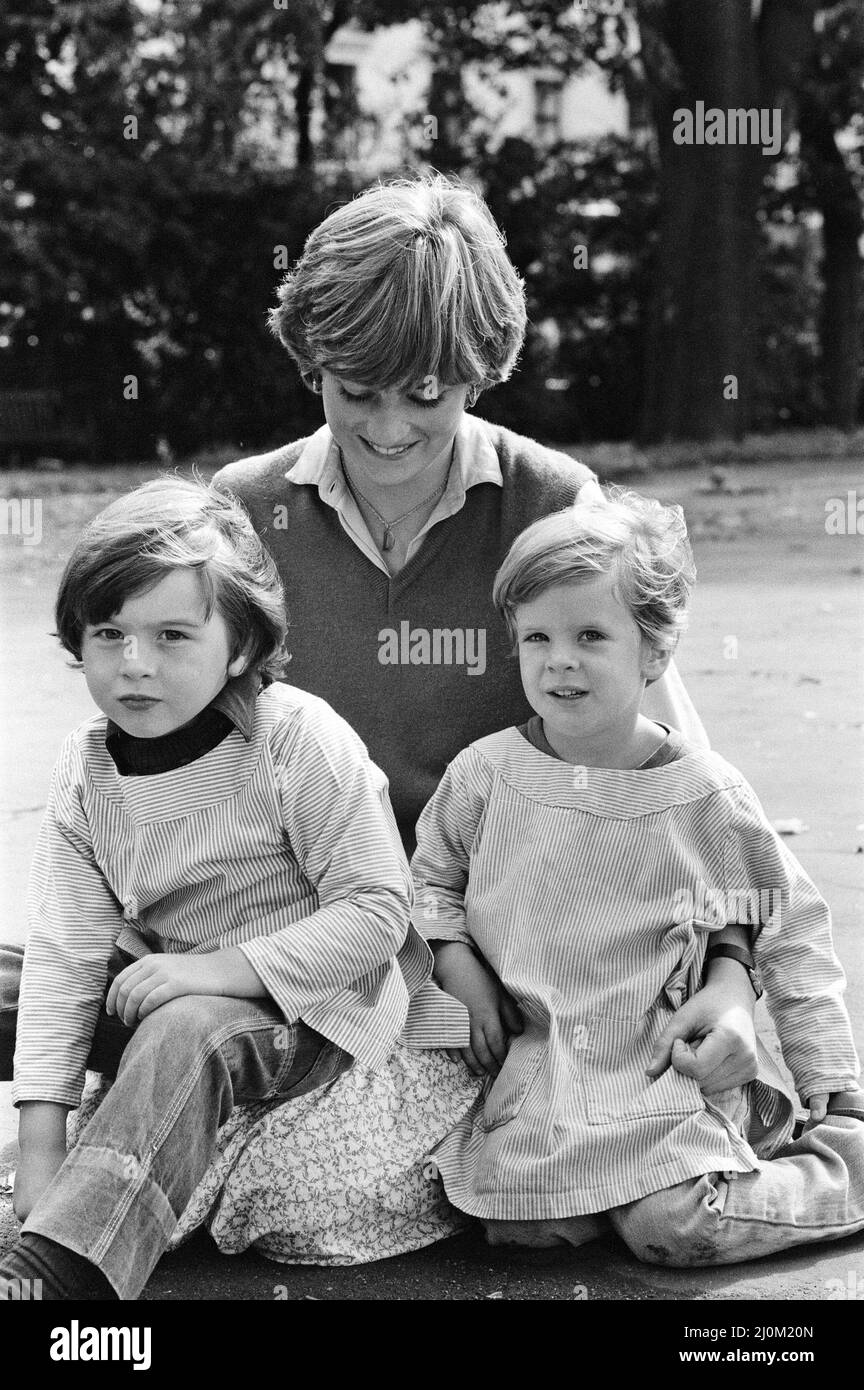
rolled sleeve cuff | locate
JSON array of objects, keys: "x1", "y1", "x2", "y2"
[
  {"x1": 401, "y1": 980, "x2": 471, "y2": 1048},
  {"x1": 12, "y1": 1077, "x2": 84, "y2": 1110},
  {"x1": 412, "y1": 913, "x2": 473, "y2": 946},
  {"x1": 236, "y1": 939, "x2": 304, "y2": 1023},
  {"x1": 797, "y1": 1073, "x2": 861, "y2": 1102}
]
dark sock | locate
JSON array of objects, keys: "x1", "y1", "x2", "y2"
[{"x1": 0, "y1": 1232, "x2": 116, "y2": 1300}]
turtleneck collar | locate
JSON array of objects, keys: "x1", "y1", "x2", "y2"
[{"x1": 105, "y1": 669, "x2": 265, "y2": 776}]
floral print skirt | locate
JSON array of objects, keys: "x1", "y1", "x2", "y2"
[{"x1": 70, "y1": 1044, "x2": 483, "y2": 1267}]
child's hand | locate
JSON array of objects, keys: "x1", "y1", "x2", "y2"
[
  {"x1": 647, "y1": 985, "x2": 758, "y2": 1094},
  {"x1": 106, "y1": 949, "x2": 264, "y2": 1026},
  {"x1": 433, "y1": 942, "x2": 523, "y2": 1078}
]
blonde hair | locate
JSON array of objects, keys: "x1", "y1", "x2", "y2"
[
  {"x1": 493, "y1": 487, "x2": 696, "y2": 656},
  {"x1": 269, "y1": 173, "x2": 527, "y2": 394},
  {"x1": 56, "y1": 477, "x2": 289, "y2": 679}
]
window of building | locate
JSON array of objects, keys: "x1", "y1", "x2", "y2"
[
  {"x1": 534, "y1": 78, "x2": 563, "y2": 146},
  {"x1": 322, "y1": 62, "x2": 359, "y2": 157}
]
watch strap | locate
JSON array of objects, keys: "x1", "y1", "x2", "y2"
[{"x1": 705, "y1": 943, "x2": 763, "y2": 999}]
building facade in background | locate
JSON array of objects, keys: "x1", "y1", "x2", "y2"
[{"x1": 316, "y1": 19, "x2": 628, "y2": 171}]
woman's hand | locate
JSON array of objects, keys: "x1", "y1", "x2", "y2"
[
  {"x1": 646, "y1": 963, "x2": 759, "y2": 1094},
  {"x1": 805, "y1": 1090, "x2": 864, "y2": 1126},
  {"x1": 433, "y1": 942, "x2": 523, "y2": 1078},
  {"x1": 807, "y1": 1092, "x2": 829, "y2": 1124},
  {"x1": 105, "y1": 949, "x2": 266, "y2": 1027}
]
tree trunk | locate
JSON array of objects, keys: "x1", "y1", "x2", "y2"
[
  {"x1": 800, "y1": 96, "x2": 862, "y2": 430},
  {"x1": 822, "y1": 184, "x2": 862, "y2": 430},
  {"x1": 294, "y1": 62, "x2": 314, "y2": 168},
  {"x1": 292, "y1": 2, "x2": 350, "y2": 171},
  {"x1": 638, "y1": 0, "x2": 764, "y2": 443}
]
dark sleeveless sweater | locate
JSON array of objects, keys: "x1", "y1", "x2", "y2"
[{"x1": 213, "y1": 422, "x2": 595, "y2": 852}]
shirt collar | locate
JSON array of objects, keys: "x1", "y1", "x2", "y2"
[
  {"x1": 210, "y1": 668, "x2": 261, "y2": 740},
  {"x1": 284, "y1": 417, "x2": 502, "y2": 574},
  {"x1": 284, "y1": 415, "x2": 504, "y2": 502}
]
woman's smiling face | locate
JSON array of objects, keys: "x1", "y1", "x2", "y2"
[{"x1": 320, "y1": 371, "x2": 471, "y2": 489}]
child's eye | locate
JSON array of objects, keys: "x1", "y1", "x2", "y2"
[
  {"x1": 338, "y1": 386, "x2": 372, "y2": 403},
  {"x1": 521, "y1": 633, "x2": 548, "y2": 643},
  {"x1": 579, "y1": 630, "x2": 605, "y2": 642},
  {"x1": 90, "y1": 627, "x2": 124, "y2": 642},
  {"x1": 161, "y1": 630, "x2": 190, "y2": 642}
]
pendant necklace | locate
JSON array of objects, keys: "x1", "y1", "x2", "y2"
[{"x1": 340, "y1": 453, "x2": 451, "y2": 552}]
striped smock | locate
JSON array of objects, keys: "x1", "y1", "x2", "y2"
[
  {"x1": 407, "y1": 728, "x2": 860, "y2": 1220},
  {"x1": 15, "y1": 683, "x2": 426, "y2": 1108}
]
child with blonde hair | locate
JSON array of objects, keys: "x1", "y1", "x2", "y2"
[{"x1": 408, "y1": 487, "x2": 864, "y2": 1263}]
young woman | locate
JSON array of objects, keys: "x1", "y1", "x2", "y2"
[{"x1": 214, "y1": 173, "x2": 760, "y2": 1099}]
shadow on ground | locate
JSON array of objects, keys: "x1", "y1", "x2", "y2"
[{"x1": 143, "y1": 1223, "x2": 864, "y2": 1302}]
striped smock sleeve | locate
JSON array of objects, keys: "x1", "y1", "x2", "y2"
[
  {"x1": 237, "y1": 700, "x2": 414, "y2": 1023},
  {"x1": 399, "y1": 747, "x2": 494, "y2": 1047},
  {"x1": 724, "y1": 781, "x2": 860, "y2": 1101},
  {"x1": 15, "y1": 736, "x2": 124, "y2": 1107},
  {"x1": 410, "y1": 746, "x2": 493, "y2": 944}
]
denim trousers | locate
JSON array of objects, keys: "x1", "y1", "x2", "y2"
[
  {"x1": 608, "y1": 1115, "x2": 864, "y2": 1265},
  {"x1": 483, "y1": 1088, "x2": 864, "y2": 1266},
  {"x1": 0, "y1": 943, "x2": 352, "y2": 1299}
]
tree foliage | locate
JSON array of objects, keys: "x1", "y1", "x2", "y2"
[{"x1": 0, "y1": 0, "x2": 860, "y2": 459}]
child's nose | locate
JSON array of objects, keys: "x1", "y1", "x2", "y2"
[
  {"x1": 121, "y1": 637, "x2": 156, "y2": 674},
  {"x1": 546, "y1": 645, "x2": 579, "y2": 670}
]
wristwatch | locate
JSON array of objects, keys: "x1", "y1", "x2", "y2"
[{"x1": 705, "y1": 943, "x2": 764, "y2": 1000}]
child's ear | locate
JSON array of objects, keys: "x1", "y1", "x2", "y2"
[
  {"x1": 641, "y1": 642, "x2": 672, "y2": 685},
  {"x1": 227, "y1": 651, "x2": 249, "y2": 679}
]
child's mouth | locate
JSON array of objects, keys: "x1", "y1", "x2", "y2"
[{"x1": 548, "y1": 689, "x2": 587, "y2": 700}]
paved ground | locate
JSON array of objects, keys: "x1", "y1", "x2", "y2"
[{"x1": 1, "y1": 454, "x2": 863, "y2": 1301}]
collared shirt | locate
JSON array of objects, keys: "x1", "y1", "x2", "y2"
[
  {"x1": 105, "y1": 670, "x2": 263, "y2": 776},
  {"x1": 212, "y1": 419, "x2": 712, "y2": 851},
  {"x1": 284, "y1": 415, "x2": 505, "y2": 574}
]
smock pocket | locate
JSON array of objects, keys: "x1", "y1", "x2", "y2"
[
  {"x1": 582, "y1": 1010, "x2": 705, "y2": 1126},
  {"x1": 481, "y1": 1034, "x2": 545, "y2": 1132},
  {"x1": 661, "y1": 918, "x2": 708, "y2": 1010}
]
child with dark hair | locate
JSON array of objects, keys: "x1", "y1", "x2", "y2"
[{"x1": 0, "y1": 476, "x2": 440, "y2": 1299}]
